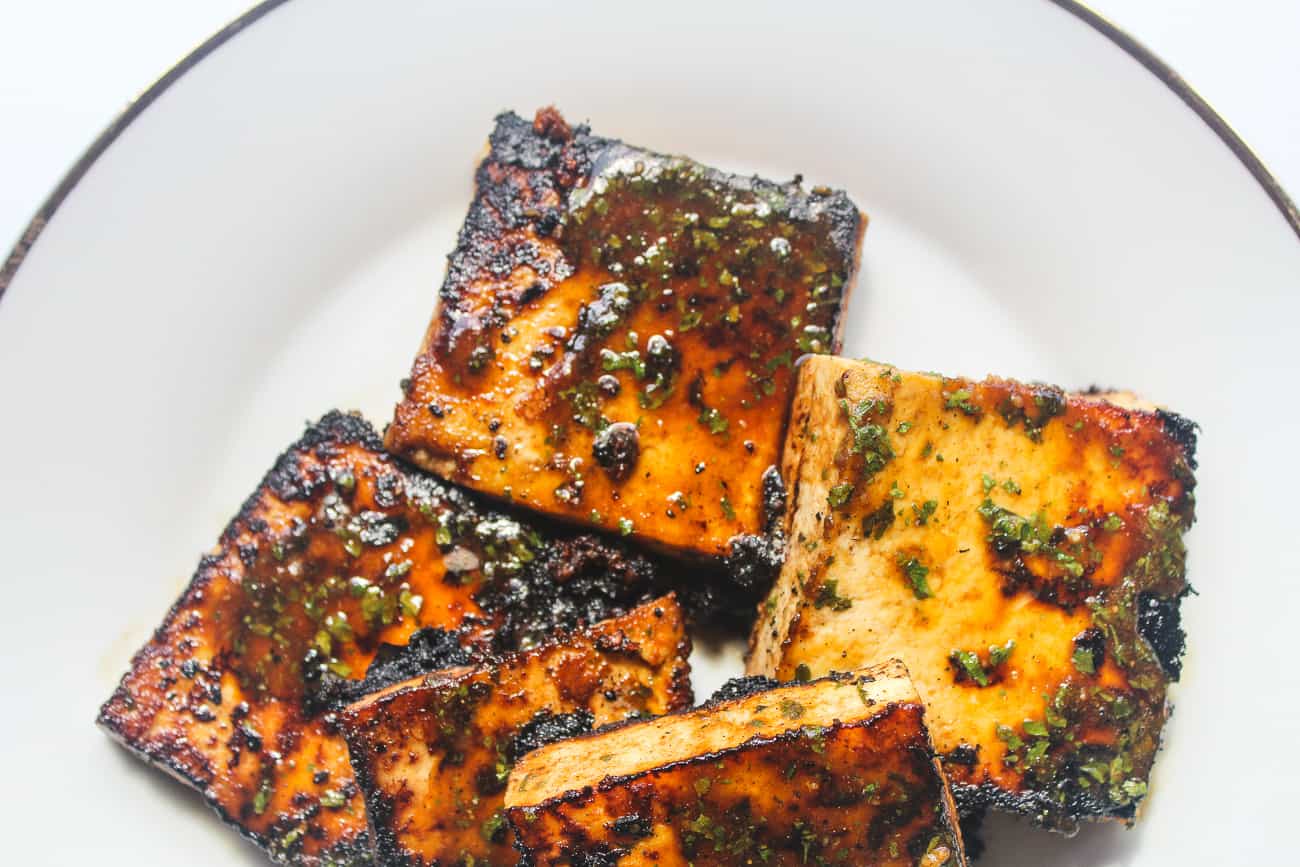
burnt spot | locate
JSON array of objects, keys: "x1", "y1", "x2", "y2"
[
  {"x1": 705, "y1": 675, "x2": 782, "y2": 707},
  {"x1": 610, "y1": 813, "x2": 653, "y2": 839},
  {"x1": 759, "y1": 465, "x2": 787, "y2": 533},
  {"x1": 473, "y1": 532, "x2": 662, "y2": 649},
  {"x1": 942, "y1": 743, "x2": 979, "y2": 768},
  {"x1": 997, "y1": 383, "x2": 1066, "y2": 441},
  {"x1": 642, "y1": 333, "x2": 678, "y2": 387},
  {"x1": 723, "y1": 532, "x2": 785, "y2": 605},
  {"x1": 507, "y1": 709, "x2": 595, "y2": 764},
  {"x1": 1156, "y1": 408, "x2": 1199, "y2": 470},
  {"x1": 592, "y1": 422, "x2": 640, "y2": 482},
  {"x1": 1137, "y1": 592, "x2": 1187, "y2": 679},
  {"x1": 570, "y1": 282, "x2": 637, "y2": 356}
]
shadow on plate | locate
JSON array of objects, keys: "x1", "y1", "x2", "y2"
[{"x1": 980, "y1": 811, "x2": 1140, "y2": 866}]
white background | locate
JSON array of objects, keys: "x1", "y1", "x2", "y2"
[{"x1": 1, "y1": 0, "x2": 1298, "y2": 254}]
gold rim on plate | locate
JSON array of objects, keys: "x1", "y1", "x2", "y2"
[{"x1": 1, "y1": 0, "x2": 1295, "y2": 303}]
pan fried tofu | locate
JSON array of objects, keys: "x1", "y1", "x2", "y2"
[
  {"x1": 98, "y1": 412, "x2": 674, "y2": 865},
  {"x1": 506, "y1": 660, "x2": 966, "y2": 867},
  {"x1": 748, "y1": 357, "x2": 1197, "y2": 829},
  {"x1": 386, "y1": 108, "x2": 865, "y2": 567},
  {"x1": 342, "y1": 596, "x2": 692, "y2": 867}
]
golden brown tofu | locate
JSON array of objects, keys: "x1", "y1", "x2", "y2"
[
  {"x1": 342, "y1": 596, "x2": 691, "y2": 866},
  {"x1": 506, "y1": 660, "x2": 966, "y2": 867},
  {"x1": 98, "y1": 412, "x2": 676, "y2": 865},
  {"x1": 386, "y1": 108, "x2": 865, "y2": 567},
  {"x1": 748, "y1": 357, "x2": 1197, "y2": 830}
]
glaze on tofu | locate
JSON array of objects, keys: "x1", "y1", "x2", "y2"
[
  {"x1": 748, "y1": 357, "x2": 1197, "y2": 830},
  {"x1": 386, "y1": 108, "x2": 865, "y2": 588},
  {"x1": 98, "y1": 412, "x2": 675, "y2": 865},
  {"x1": 342, "y1": 596, "x2": 692, "y2": 866},
  {"x1": 505, "y1": 660, "x2": 966, "y2": 867}
]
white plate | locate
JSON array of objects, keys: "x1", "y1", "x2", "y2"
[{"x1": 1, "y1": 1, "x2": 1297, "y2": 864}]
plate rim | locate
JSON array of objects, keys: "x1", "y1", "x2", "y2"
[{"x1": 1, "y1": 0, "x2": 1296, "y2": 307}]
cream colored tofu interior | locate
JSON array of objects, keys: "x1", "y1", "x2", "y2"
[{"x1": 507, "y1": 659, "x2": 915, "y2": 808}]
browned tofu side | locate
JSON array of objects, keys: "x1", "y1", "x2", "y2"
[
  {"x1": 386, "y1": 108, "x2": 865, "y2": 572},
  {"x1": 342, "y1": 596, "x2": 692, "y2": 867},
  {"x1": 748, "y1": 356, "x2": 1197, "y2": 830},
  {"x1": 506, "y1": 661, "x2": 966, "y2": 867},
  {"x1": 97, "y1": 412, "x2": 675, "y2": 865}
]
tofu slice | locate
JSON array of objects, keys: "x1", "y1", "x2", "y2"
[
  {"x1": 506, "y1": 660, "x2": 966, "y2": 867},
  {"x1": 748, "y1": 357, "x2": 1197, "y2": 830},
  {"x1": 98, "y1": 412, "x2": 675, "y2": 865},
  {"x1": 342, "y1": 596, "x2": 692, "y2": 867},
  {"x1": 386, "y1": 107, "x2": 865, "y2": 568}
]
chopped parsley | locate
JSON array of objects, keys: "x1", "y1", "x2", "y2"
[
  {"x1": 780, "y1": 697, "x2": 806, "y2": 719},
  {"x1": 813, "y1": 579, "x2": 853, "y2": 611},
  {"x1": 944, "y1": 388, "x2": 980, "y2": 416},
  {"x1": 1072, "y1": 646, "x2": 1097, "y2": 674},
  {"x1": 827, "y1": 483, "x2": 854, "y2": 509},
  {"x1": 698, "y1": 406, "x2": 729, "y2": 435},
  {"x1": 839, "y1": 397, "x2": 895, "y2": 482},
  {"x1": 896, "y1": 554, "x2": 932, "y2": 599}
]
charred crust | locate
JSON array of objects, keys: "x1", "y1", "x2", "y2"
[
  {"x1": 704, "y1": 675, "x2": 782, "y2": 707},
  {"x1": 759, "y1": 465, "x2": 788, "y2": 534},
  {"x1": 1137, "y1": 590, "x2": 1188, "y2": 680},
  {"x1": 508, "y1": 709, "x2": 597, "y2": 764},
  {"x1": 473, "y1": 531, "x2": 663, "y2": 650},
  {"x1": 1156, "y1": 408, "x2": 1199, "y2": 469},
  {"x1": 305, "y1": 627, "x2": 475, "y2": 716},
  {"x1": 951, "y1": 778, "x2": 1136, "y2": 832},
  {"x1": 942, "y1": 744, "x2": 980, "y2": 768},
  {"x1": 258, "y1": 411, "x2": 384, "y2": 504}
]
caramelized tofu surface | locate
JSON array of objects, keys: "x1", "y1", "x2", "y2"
[
  {"x1": 98, "y1": 412, "x2": 673, "y2": 865},
  {"x1": 748, "y1": 357, "x2": 1197, "y2": 829},
  {"x1": 506, "y1": 660, "x2": 965, "y2": 867},
  {"x1": 387, "y1": 108, "x2": 865, "y2": 562},
  {"x1": 342, "y1": 596, "x2": 691, "y2": 867}
]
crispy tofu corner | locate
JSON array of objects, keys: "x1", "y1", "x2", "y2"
[
  {"x1": 385, "y1": 108, "x2": 865, "y2": 566},
  {"x1": 506, "y1": 660, "x2": 967, "y2": 867},
  {"x1": 748, "y1": 356, "x2": 1197, "y2": 829}
]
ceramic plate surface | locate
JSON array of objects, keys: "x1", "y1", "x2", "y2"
[{"x1": 1, "y1": 1, "x2": 1297, "y2": 863}]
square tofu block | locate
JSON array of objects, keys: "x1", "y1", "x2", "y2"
[
  {"x1": 506, "y1": 660, "x2": 966, "y2": 867},
  {"x1": 342, "y1": 596, "x2": 692, "y2": 867},
  {"x1": 98, "y1": 412, "x2": 673, "y2": 866},
  {"x1": 386, "y1": 108, "x2": 865, "y2": 562},
  {"x1": 749, "y1": 356, "x2": 1197, "y2": 829}
]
